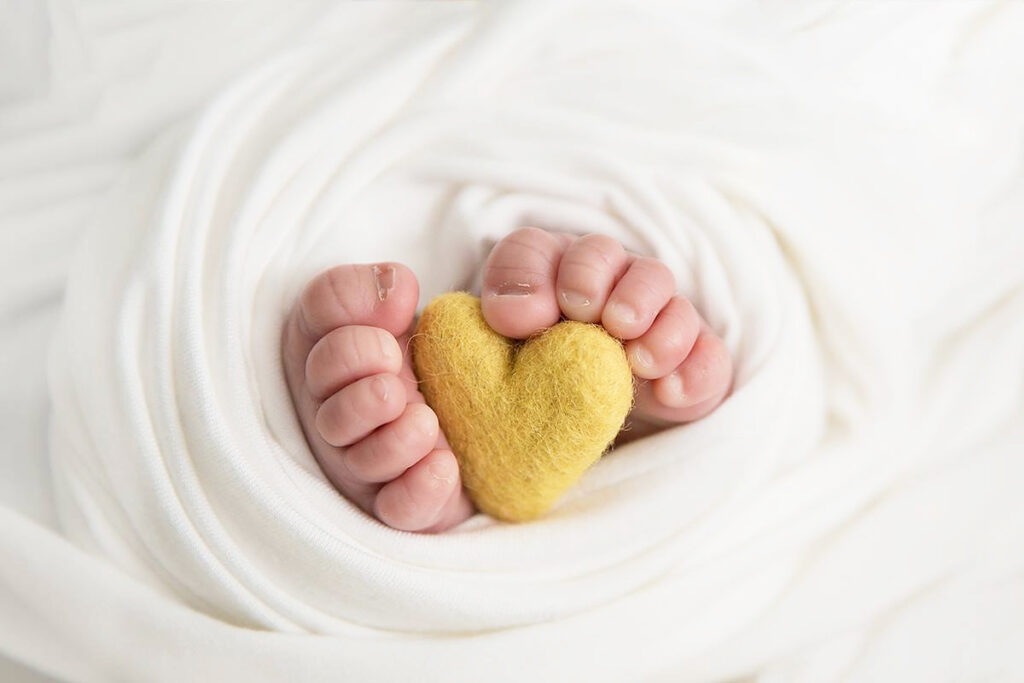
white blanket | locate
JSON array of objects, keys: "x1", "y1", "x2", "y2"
[{"x1": 3, "y1": 2, "x2": 1024, "y2": 681}]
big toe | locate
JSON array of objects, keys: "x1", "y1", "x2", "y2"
[
  {"x1": 291, "y1": 262, "x2": 419, "y2": 355},
  {"x1": 480, "y1": 227, "x2": 572, "y2": 339}
]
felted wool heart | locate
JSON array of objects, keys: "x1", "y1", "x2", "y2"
[{"x1": 411, "y1": 292, "x2": 634, "y2": 522}]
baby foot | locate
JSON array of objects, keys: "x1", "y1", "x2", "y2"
[
  {"x1": 282, "y1": 264, "x2": 474, "y2": 532},
  {"x1": 481, "y1": 227, "x2": 733, "y2": 440},
  {"x1": 285, "y1": 232, "x2": 730, "y2": 531}
]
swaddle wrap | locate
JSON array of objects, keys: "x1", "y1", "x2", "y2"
[{"x1": 23, "y1": 1, "x2": 1024, "y2": 681}]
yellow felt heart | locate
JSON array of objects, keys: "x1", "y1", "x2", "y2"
[{"x1": 411, "y1": 292, "x2": 634, "y2": 522}]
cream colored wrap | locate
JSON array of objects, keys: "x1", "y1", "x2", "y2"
[{"x1": 0, "y1": 1, "x2": 1022, "y2": 681}]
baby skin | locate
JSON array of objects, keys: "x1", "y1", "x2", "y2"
[{"x1": 283, "y1": 227, "x2": 733, "y2": 532}]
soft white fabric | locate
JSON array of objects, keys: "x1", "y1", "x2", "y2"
[{"x1": 2, "y1": 1, "x2": 1024, "y2": 681}]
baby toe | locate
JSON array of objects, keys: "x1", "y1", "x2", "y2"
[
  {"x1": 555, "y1": 233, "x2": 630, "y2": 322},
  {"x1": 651, "y1": 329, "x2": 733, "y2": 417},
  {"x1": 481, "y1": 227, "x2": 571, "y2": 339},
  {"x1": 624, "y1": 295, "x2": 701, "y2": 379},
  {"x1": 315, "y1": 373, "x2": 407, "y2": 447},
  {"x1": 374, "y1": 449, "x2": 461, "y2": 532},
  {"x1": 342, "y1": 403, "x2": 439, "y2": 483},
  {"x1": 601, "y1": 257, "x2": 675, "y2": 339},
  {"x1": 296, "y1": 263, "x2": 419, "y2": 350},
  {"x1": 305, "y1": 325, "x2": 403, "y2": 401},
  {"x1": 423, "y1": 487, "x2": 476, "y2": 533}
]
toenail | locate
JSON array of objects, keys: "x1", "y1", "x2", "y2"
[
  {"x1": 374, "y1": 331, "x2": 393, "y2": 360},
  {"x1": 492, "y1": 281, "x2": 533, "y2": 297},
  {"x1": 372, "y1": 376, "x2": 390, "y2": 402},
  {"x1": 428, "y1": 459, "x2": 455, "y2": 485},
  {"x1": 631, "y1": 343, "x2": 654, "y2": 368},
  {"x1": 372, "y1": 264, "x2": 395, "y2": 302},
  {"x1": 560, "y1": 289, "x2": 591, "y2": 308},
  {"x1": 662, "y1": 372, "x2": 686, "y2": 407},
  {"x1": 413, "y1": 408, "x2": 436, "y2": 435},
  {"x1": 609, "y1": 301, "x2": 639, "y2": 325}
]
